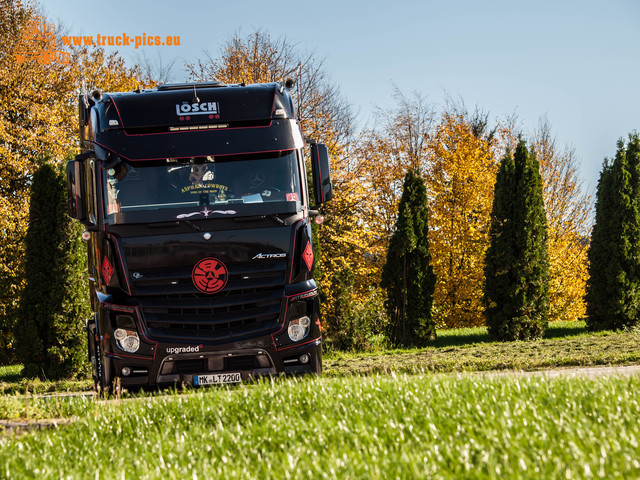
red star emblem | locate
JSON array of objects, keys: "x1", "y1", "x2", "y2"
[
  {"x1": 302, "y1": 241, "x2": 314, "y2": 271},
  {"x1": 102, "y1": 256, "x2": 114, "y2": 285}
]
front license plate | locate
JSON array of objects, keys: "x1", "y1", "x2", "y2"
[{"x1": 194, "y1": 372, "x2": 241, "y2": 386}]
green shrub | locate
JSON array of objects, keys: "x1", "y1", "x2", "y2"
[
  {"x1": 381, "y1": 170, "x2": 436, "y2": 346},
  {"x1": 484, "y1": 140, "x2": 550, "y2": 341},
  {"x1": 14, "y1": 163, "x2": 90, "y2": 379},
  {"x1": 324, "y1": 266, "x2": 388, "y2": 352},
  {"x1": 586, "y1": 133, "x2": 640, "y2": 330}
]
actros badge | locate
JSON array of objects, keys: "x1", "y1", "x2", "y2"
[{"x1": 192, "y1": 257, "x2": 228, "y2": 294}]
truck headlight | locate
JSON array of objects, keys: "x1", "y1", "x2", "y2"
[
  {"x1": 288, "y1": 316, "x2": 311, "y2": 342},
  {"x1": 114, "y1": 328, "x2": 140, "y2": 353}
]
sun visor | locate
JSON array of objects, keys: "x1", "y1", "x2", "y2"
[
  {"x1": 104, "y1": 83, "x2": 293, "y2": 132},
  {"x1": 93, "y1": 119, "x2": 305, "y2": 162}
]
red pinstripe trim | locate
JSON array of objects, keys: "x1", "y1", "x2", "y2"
[
  {"x1": 132, "y1": 306, "x2": 155, "y2": 352},
  {"x1": 270, "y1": 287, "x2": 318, "y2": 343},
  {"x1": 275, "y1": 336, "x2": 321, "y2": 352},
  {"x1": 103, "y1": 304, "x2": 134, "y2": 313},
  {"x1": 104, "y1": 351, "x2": 153, "y2": 360},
  {"x1": 108, "y1": 93, "x2": 124, "y2": 126},
  {"x1": 286, "y1": 287, "x2": 317, "y2": 299},
  {"x1": 289, "y1": 219, "x2": 304, "y2": 282},
  {"x1": 104, "y1": 233, "x2": 131, "y2": 295},
  {"x1": 271, "y1": 302, "x2": 289, "y2": 341}
]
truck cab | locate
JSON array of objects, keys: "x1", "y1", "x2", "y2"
[{"x1": 66, "y1": 81, "x2": 332, "y2": 391}]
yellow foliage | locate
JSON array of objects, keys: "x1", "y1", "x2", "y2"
[
  {"x1": 318, "y1": 164, "x2": 382, "y2": 322},
  {"x1": 531, "y1": 119, "x2": 590, "y2": 322},
  {"x1": 357, "y1": 89, "x2": 434, "y2": 260},
  {"x1": 427, "y1": 111, "x2": 502, "y2": 327}
]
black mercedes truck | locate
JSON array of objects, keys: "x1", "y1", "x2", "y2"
[{"x1": 66, "y1": 80, "x2": 333, "y2": 391}]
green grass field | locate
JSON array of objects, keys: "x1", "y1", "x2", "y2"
[
  {"x1": 1, "y1": 322, "x2": 639, "y2": 478},
  {"x1": 1, "y1": 374, "x2": 640, "y2": 479}
]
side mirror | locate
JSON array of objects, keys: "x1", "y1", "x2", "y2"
[
  {"x1": 310, "y1": 143, "x2": 333, "y2": 205},
  {"x1": 66, "y1": 158, "x2": 86, "y2": 221},
  {"x1": 78, "y1": 95, "x2": 90, "y2": 145}
]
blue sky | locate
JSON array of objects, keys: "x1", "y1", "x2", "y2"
[{"x1": 42, "y1": 0, "x2": 639, "y2": 194}]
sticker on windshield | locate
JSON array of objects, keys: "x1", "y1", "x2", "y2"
[
  {"x1": 176, "y1": 207, "x2": 237, "y2": 219},
  {"x1": 180, "y1": 182, "x2": 229, "y2": 197}
]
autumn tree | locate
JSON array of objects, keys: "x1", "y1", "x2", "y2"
[
  {"x1": 484, "y1": 140, "x2": 550, "y2": 341},
  {"x1": 586, "y1": 133, "x2": 640, "y2": 330},
  {"x1": 360, "y1": 97, "x2": 508, "y2": 330},
  {"x1": 358, "y1": 89, "x2": 435, "y2": 250},
  {"x1": 427, "y1": 106, "x2": 501, "y2": 327},
  {"x1": 0, "y1": 0, "x2": 142, "y2": 361},
  {"x1": 15, "y1": 163, "x2": 90, "y2": 378},
  {"x1": 530, "y1": 119, "x2": 590, "y2": 323},
  {"x1": 381, "y1": 170, "x2": 436, "y2": 345}
]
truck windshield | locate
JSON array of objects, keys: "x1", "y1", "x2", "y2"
[{"x1": 103, "y1": 151, "x2": 302, "y2": 217}]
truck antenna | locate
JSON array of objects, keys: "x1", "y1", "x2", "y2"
[
  {"x1": 192, "y1": 82, "x2": 200, "y2": 103},
  {"x1": 296, "y1": 62, "x2": 302, "y2": 118}
]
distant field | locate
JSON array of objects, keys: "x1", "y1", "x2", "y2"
[
  {"x1": 324, "y1": 321, "x2": 640, "y2": 376},
  {"x1": 1, "y1": 374, "x2": 640, "y2": 479},
  {"x1": 0, "y1": 364, "x2": 92, "y2": 396}
]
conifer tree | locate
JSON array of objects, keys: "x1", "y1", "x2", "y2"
[
  {"x1": 484, "y1": 140, "x2": 550, "y2": 341},
  {"x1": 586, "y1": 133, "x2": 640, "y2": 330},
  {"x1": 381, "y1": 170, "x2": 436, "y2": 346},
  {"x1": 14, "y1": 163, "x2": 90, "y2": 379}
]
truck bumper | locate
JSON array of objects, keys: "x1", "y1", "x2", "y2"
[
  {"x1": 106, "y1": 335, "x2": 322, "y2": 389},
  {"x1": 95, "y1": 281, "x2": 322, "y2": 390}
]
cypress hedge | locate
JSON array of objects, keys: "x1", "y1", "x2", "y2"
[
  {"x1": 484, "y1": 140, "x2": 550, "y2": 341},
  {"x1": 14, "y1": 163, "x2": 90, "y2": 379},
  {"x1": 381, "y1": 169, "x2": 436, "y2": 346},
  {"x1": 586, "y1": 133, "x2": 640, "y2": 330}
]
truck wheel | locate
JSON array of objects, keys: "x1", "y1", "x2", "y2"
[
  {"x1": 95, "y1": 350, "x2": 116, "y2": 396},
  {"x1": 87, "y1": 325, "x2": 114, "y2": 396},
  {"x1": 86, "y1": 321, "x2": 100, "y2": 390}
]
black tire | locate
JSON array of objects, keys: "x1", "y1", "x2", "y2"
[
  {"x1": 86, "y1": 320, "x2": 100, "y2": 390},
  {"x1": 88, "y1": 320, "x2": 114, "y2": 396},
  {"x1": 96, "y1": 352, "x2": 115, "y2": 397}
]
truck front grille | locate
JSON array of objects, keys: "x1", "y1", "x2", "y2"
[{"x1": 133, "y1": 261, "x2": 285, "y2": 342}]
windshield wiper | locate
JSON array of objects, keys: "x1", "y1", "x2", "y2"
[
  {"x1": 233, "y1": 214, "x2": 286, "y2": 225},
  {"x1": 268, "y1": 214, "x2": 286, "y2": 225},
  {"x1": 147, "y1": 220, "x2": 203, "y2": 231},
  {"x1": 183, "y1": 219, "x2": 203, "y2": 231}
]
